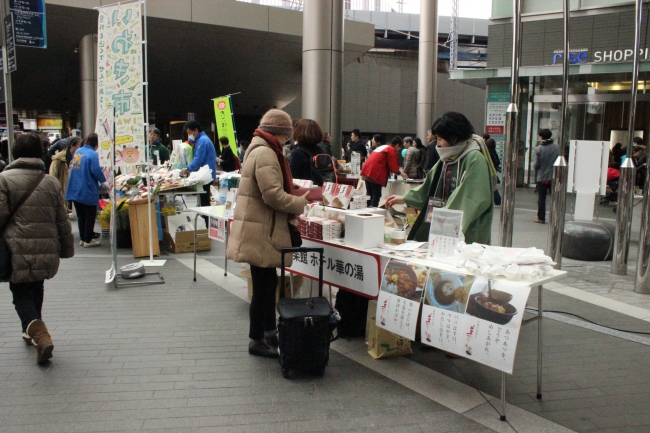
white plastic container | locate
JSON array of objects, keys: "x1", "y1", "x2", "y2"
[{"x1": 345, "y1": 213, "x2": 385, "y2": 249}]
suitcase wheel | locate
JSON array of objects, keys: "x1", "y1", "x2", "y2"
[{"x1": 281, "y1": 367, "x2": 290, "y2": 379}]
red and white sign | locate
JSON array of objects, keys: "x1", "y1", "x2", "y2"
[{"x1": 217, "y1": 101, "x2": 227, "y2": 110}]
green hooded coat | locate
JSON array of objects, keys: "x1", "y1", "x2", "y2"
[{"x1": 404, "y1": 149, "x2": 494, "y2": 245}]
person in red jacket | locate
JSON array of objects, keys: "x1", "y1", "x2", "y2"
[{"x1": 360, "y1": 143, "x2": 400, "y2": 207}]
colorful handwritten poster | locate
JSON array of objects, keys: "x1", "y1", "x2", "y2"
[
  {"x1": 96, "y1": 1, "x2": 145, "y2": 167},
  {"x1": 420, "y1": 270, "x2": 531, "y2": 374},
  {"x1": 213, "y1": 96, "x2": 238, "y2": 156},
  {"x1": 376, "y1": 259, "x2": 427, "y2": 341}
]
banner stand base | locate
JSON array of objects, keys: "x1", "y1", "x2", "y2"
[
  {"x1": 114, "y1": 272, "x2": 165, "y2": 288},
  {"x1": 140, "y1": 259, "x2": 167, "y2": 267}
]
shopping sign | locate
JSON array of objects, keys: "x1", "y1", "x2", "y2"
[
  {"x1": 286, "y1": 239, "x2": 381, "y2": 298},
  {"x1": 95, "y1": 2, "x2": 146, "y2": 167},
  {"x1": 213, "y1": 96, "x2": 238, "y2": 157},
  {"x1": 10, "y1": 0, "x2": 47, "y2": 48}
]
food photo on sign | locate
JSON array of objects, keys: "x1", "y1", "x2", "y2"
[
  {"x1": 381, "y1": 259, "x2": 428, "y2": 303},
  {"x1": 424, "y1": 271, "x2": 474, "y2": 314}
]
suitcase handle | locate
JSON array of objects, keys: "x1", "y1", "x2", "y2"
[{"x1": 280, "y1": 247, "x2": 324, "y2": 298}]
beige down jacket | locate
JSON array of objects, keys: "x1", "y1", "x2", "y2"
[
  {"x1": 0, "y1": 158, "x2": 74, "y2": 283},
  {"x1": 226, "y1": 136, "x2": 307, "y2": 268}
]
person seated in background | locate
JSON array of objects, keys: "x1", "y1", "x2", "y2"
[{"x1": 217, "y1": 136, "x2": 238, "y2": 172}]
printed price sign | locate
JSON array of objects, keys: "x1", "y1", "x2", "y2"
[
  {"x1": 420, "y1": 270, "x2": 531, "y2": 374},
  {"x1": 208, "y1": 216, "x2": 225, "y2": 242}
]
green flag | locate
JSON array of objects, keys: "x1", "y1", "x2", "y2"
[{"x1": 213, "y1": 96, "x2": 238, "y2": 156}]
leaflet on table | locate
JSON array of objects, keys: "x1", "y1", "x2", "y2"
[
  {"x1": 321, "y1": 182, "x2": 353, "y2": 209},
  {"x1": 209, "y1": 216, "x2": 226, "y2": 242},
  {"x1": 428, "y1": 209, "x2": 463, "y2": 259},
  {"x1": 224, "y1": 188, "x2": 238, "y2": 218},
  {"x1": 420, "y1": 270, "x2": 531, "y2": 374},
  {"x1": 376, "y1": 259, "x2": 427, "y2": 340},
  {"x1": 294, "y1": 179, "x2": 313, "y2": 188},
  {"x1": 366, "y1": 246, "x2": 430, "y2": 260}
]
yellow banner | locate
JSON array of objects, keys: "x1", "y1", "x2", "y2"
[{"x1": 213, "y1": 96, "x2": 238, "y2": 157}]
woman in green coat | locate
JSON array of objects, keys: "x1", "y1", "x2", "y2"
[{"x1": 386, "y1": 112, "x2": 495, "y2": 245}]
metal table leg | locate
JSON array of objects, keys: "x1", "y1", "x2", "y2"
[
  {"x1": 224, "y1": 219, "x2": 229, "y2": 277},
  {"x1": 537, "y1": 284, "x2": 543, "y2": 399},
  {"x1": 193, "y1": 213, "x2": 199, "y2": 282},
  {"x1": 500, "y1": 372, "x2": 507, "y2": 421}
]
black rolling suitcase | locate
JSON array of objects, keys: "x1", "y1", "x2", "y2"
[{"x1": 278, "y1": 247, "x2": 332, "y2": 378}]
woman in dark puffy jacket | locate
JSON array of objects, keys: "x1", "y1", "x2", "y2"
[{"x1": 0, "y1": 132, "x2": 74, "y2": 364}]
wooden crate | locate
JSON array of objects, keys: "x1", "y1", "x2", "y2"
[{"x1": 128, "y1": 200, "x2": 160, "y2": 258}]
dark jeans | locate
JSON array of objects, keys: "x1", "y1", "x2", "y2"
[
  {"x1": 200, "y1": 183, "x2": 212, "y2": 226},
  {"x1": 74, "y1": 202, "x2": 97, "y2": 243},
  {"x1": 536, "y1": 182, "x2": 551, "y2": 221},
  {"x1": 249, "y1": 265, "x2": 278, "y2": 341},
  {"x1": 10, "y1": 280, "x2": 44, "y2": 332},
  {"x1": 365, "y1": 180, "x2": 383, "y2": 208}
]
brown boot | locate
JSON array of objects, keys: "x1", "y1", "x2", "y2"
[{"x1": 26, "y1": 320, "x2": 53, "y2": 364}]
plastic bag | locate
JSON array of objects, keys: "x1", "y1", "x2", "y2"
[{"x1": 187, "y1": 165, "x2": 213, "y2": 185}]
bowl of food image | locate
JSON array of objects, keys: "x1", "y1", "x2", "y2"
[
  {"x1": 466, "y1": 292, "x2": 518, "y2": 325},
  {"x1": 382, "y1": 262, "x2": 420, "y2": 301},
  {"x1": 426, "y1": 273, "x2": 464, "y2": 311}
]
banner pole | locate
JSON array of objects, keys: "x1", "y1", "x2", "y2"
[{"x1": 140, "y1": 0, "x2": 165, "y2": 267}]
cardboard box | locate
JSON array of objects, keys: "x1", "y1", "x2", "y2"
[
  {"x1": 345, "y1": 212, "x2": 385, "y2": 249},
  {"x1": 162, "y1": 230, "x2": 212, "y2": 254}
]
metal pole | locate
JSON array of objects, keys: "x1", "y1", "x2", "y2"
[
  {"x1": 546, "y1": 0, "x2": 570, "y2": 267},
  {"x1": 614, "y1": 0, "x2": 642, "y2": 276},
  {"x1": 416, "y1": 0, "x2": 438, "y2": 141},
  {"x1": 499, "y1": 0, "x2": 522, "y2": 247},
  {"x1": 79, "y1": 34, "x2": 98, "y2": 137},
  {"x1": 1, "y1": 0, "x2": 14, "y2": 162},
  {"x1": 636, "y1": 160, "x2": 650, "y2": 292}
]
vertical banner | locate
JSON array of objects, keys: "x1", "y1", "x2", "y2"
[
  {"x1": 96, "y1": 1, "x2": 145, "y2": 167},
  {"x1": 213, "y1": 96, "x2": 238, "y2": 156}
]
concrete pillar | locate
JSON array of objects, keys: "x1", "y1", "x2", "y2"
[
  {"x1": 416, "y1": 0, "x2": 439, "y2": 140},
  {"x1": 80, "y1": 34, "x2": 97, "y2": 138},
  {"x1": 302, "y1": 0, "x2": 344, "y2": 158}
]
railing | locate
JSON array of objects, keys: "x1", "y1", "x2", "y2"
[{"x1": 236, "y1": 0, "x2": 403, "y2": 13}]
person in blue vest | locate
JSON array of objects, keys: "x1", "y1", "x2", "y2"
[
  {"x1": 180, "y1": 120, "x2": 217, "y2": 208},
  {"x1": 66, "y1": 133, "x2": 106, "y2": 247}
]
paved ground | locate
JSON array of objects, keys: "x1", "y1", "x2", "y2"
[{"x1": 1, "y1": 186, "x2": 649, "y2": 432}]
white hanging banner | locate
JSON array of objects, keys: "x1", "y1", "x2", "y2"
[{"x1": 96, "y1": 1, "x2": 145, "y2": 167}]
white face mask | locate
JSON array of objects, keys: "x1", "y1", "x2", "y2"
[{"x1": 188, "y1": 134, "x2": 195, "y2": 142}]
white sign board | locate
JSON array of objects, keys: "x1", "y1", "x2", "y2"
[{"x1": 286, "y1": 239, "x2": 380, "y2": 298}]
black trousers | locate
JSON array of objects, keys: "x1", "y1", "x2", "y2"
[
  {"x1": 536, "y1": 182, "x2": 551, "y2": 221},
  {"x1": 365, "y1": 180, "x2": 383, "y2": 208},
  {"x1": 249, "y1": 265, "x2": 278, "y2": 341},
  {"x1": 10, "y1": 280, "x2": 44, "y2": 332},
  {"x1": 74, "y1": 202, "x2": 97, "y2": 243},
  {"x1": 200, "y1": 183, "x2": 212, "y2": 226}
]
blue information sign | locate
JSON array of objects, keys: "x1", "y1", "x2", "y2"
[
  {"x1": 4, "y1": 14, "x2": 16, "y2": 72},
  {"x1": 10, "y1": 0, "x2": 46, "y2": 48}
]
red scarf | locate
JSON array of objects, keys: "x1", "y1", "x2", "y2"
[{"x1": 253, "y1": 128, "x2": 294, "y2": 195}]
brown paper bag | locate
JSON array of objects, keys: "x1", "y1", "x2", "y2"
[{"x1": 367, "y1": 317, "x2": 412, "y2": 359}]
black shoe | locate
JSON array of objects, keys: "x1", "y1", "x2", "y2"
[
  {"x1": 93, "y1": 232, "x2": 101, "y2": 239},
  {"x1": 264, "y1": 335, "x2": 279, "y2": 351},
  {"x1": 249, "y1": 340, "x2": 278, "y2": 358}
]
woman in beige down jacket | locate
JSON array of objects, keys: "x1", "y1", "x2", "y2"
[
  {"x1": 0, "y1": 133, "x2": 74, "y2": 364},
  {"x1": 227, "y1": 109, "x2": 308, "y2": 358}
]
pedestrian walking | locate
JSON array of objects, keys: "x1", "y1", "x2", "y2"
[
  {"x1": 226, "y1": 109, "x2": 309, "y2": 358},
  {"x1": 386, "y1": 112, "x2": 496, "y2": 244},
  {"x1": 0, "y1": 132, "x2": 74, "y2": 364},
  {"x1": 533, "y1": 129, "x2": 559, "y2": 224},
  {"x1": 49, "y1": 136, "x2": 81, "y2": 198},
  {"x1": 66, "y1": 133, "x2": 106, "y2": 247}
]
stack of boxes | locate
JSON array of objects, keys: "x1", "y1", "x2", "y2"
[{"x1": 298, "y1": 216, "x2": 343, "y2": 241}]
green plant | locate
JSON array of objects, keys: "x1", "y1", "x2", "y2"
[{"x1": 98, "y1": 198, "x2": 130, "y2": 231}]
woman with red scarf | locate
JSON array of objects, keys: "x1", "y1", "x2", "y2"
[{"x1": 227, "y1": 109, "x2": 309, "y2": 358}]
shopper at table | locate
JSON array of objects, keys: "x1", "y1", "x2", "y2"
[
  {"x1": 217, "y1": 136, "x2": 238, "y2": 172},
  {"x1": 49, "y1": 136, "x2": 81, "y2": 198},
  {"x1": 66, "y1": 133, "x2": 106, "y2": 248},
  {"x1": 423, "y1": 130, "x2": 440, "y2": 173},
  {"x1": 227, "y1": 109, "x2": 309, "y2": 359},
  {"x1": 360, "y1": 140, "x2": 401, "y2": 208},
  {"x1": 345, "y1": 129, "x2": 368, "y2": 163},
  {"x1": 386, "y1": 112, "x2": 496, "y2": 244},
  {"x1": 148, "y1": 127, "x2": 170, "y2": 165},
  {"x1": 402, "y1": 136, "x2": 423, "y2": 179},
  {"x1": 180, "y1": 120, "x2": 217, "y2": 208},
  {"x1": 289, "y1": 119, "x2": 325, "y2": 186},
  {"x1": 0, "y1": 132, "x2": 74, "y2": 364}
]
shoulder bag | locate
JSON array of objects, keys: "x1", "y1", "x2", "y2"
[{"x1": 0, "y1": 173, "x2": 46, "y2": 278}]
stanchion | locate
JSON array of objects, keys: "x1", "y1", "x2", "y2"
[{"x1": 546, "y1": 0, "x2": 570, "y2": 269}]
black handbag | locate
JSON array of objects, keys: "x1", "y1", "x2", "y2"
[
  {"x1": 288, "y1": 222, "x2": 302, "y2": 247},
  {"x1": 0, "y1": 173, "x2": 45, "y2": 279}
]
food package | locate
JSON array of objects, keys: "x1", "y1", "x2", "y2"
[
  {"x1": 322, "y1": 182, "x2": 353, "y2": 209},
  {"x1": 367, "y1": 318, "x2": 412, "y2": 359}
]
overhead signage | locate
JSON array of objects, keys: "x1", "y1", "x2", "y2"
[
  {"x1": 10, "y1": 0, "x2": 47, "y2": 48},
  {"x1": 4, "y1": 14, "x2": 16, "y2": 72},
  {"x1": 552, "y1": 48, "x2": 650, "y2": 65}
]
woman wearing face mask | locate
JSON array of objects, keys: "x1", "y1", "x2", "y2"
[{"x1": 386, "y1": 112, "x2": 496, "y2": 244}]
